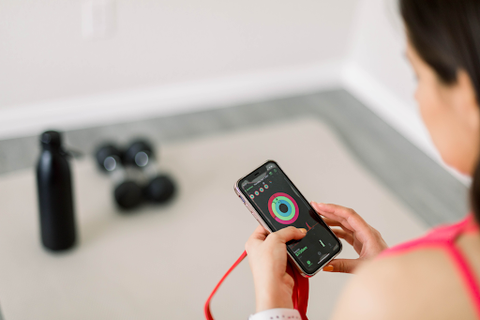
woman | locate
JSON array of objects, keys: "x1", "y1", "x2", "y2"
[{"x1": 246, "y1": 1, "x2": 480, "y2": 319}]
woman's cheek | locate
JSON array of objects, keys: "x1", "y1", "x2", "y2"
[
  {"x1": 416, "y1": 82, "x2": 461, "y2": 169},
  {"x1": 416, "y1": 83, "x2": 433, "y2": 126},
  {"x1": 416, "y1": 83, "x2": 443, "y2": 144}
]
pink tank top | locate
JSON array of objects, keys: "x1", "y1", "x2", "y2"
[{"x1": 378, "y1": 214, "x2": 480, "y2": 317}]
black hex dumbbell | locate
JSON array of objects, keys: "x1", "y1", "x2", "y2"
[
  {"x1": 95, "y1": 144, "x2": 144, "y2": 210},
  {"x1": 123, "y1": 140, "x2": 176, "y2": 204}
]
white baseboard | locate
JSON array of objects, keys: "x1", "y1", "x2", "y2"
[
  {"x1": 0, "y1": 58, "x2": 470, "y2": 184},
  {"x1": 341, "y1": 62, "x2": 471, "y2": 185},
  {"x1": 0, "y1": 61, "x2": 342, "y2": 140}
]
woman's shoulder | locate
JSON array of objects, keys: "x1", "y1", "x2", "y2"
[{"x1": 330, "y1": 246, "x2": 476, "y2": 320}]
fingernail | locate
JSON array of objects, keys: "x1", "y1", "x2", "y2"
[
  {"x1": 300, "y1": 228, "x2": 307, "y2": 234},
  {"x1": 323, "y1": 265, "x2": 334, "y2": 272}
]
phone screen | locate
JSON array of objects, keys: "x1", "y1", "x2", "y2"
[{"x1": 239, "y1": 161, "x2": 341, "y2": 275}]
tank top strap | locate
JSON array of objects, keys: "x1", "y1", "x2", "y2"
[
  {"x1": 378, "y1": 214, "x2": 474, "y2": 258},
  {"x1": 425, "y1": 214, "x2": 480, "y2": 318},
  {"x1": 425, "y1": 214, "x2": 474, "y2": 243},
  {"x1": 444, "y1": 213, "x2": 480, "y2": 318},
  {"x1": 444, "y1": 239, "x2": 480, "y2": 319},
  {"x1": 462, "y1": 214, "x2": 479, "y2": 234},
  {"x1": 378, "y1": 213, "x2": 480, "y2": 318}
]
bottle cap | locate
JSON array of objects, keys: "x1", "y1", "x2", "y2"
[{"x1": 40, "y1": 131, "x2": 62, "y2": 148}]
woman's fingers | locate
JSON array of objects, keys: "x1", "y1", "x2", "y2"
[
  {"x1": 322, "y1": 217, "x2": 344, "y2": 227},
  {"x1": 251, "y1": 225, "x2": 269, "y2": 240},
  {"x1": 311, "y1": 202, "x2": 389, "y2": 273},
  {"x1": 245, "y1": 225, "x2": 269, "y2": 252},
  {"x1": 323, "y1": 258, "x2": 361, "y2": 274},
  {"x1": 313, "y1": 202, "x2": 386, "y2": 252},
  {"x1": 311, "y1": 202, "x2": 354, "y2": 232},
  {"x1": 316, "y1": 202, "x2": 369, "y2": 229},
  {"x1": 247, "y1": 226, "x2": 307, "y2": 252},
  {"x1": 267, "y1": 226, "x2": 307, "y2": 245},
  {"x1": 323, "y1": 217, "x2": 354, "y2": 235},
  {"x1": 312, "y1": 202, "x2": 372, "y2": 236},
  {"x1": 331, "y1": 228, "x2": 355, "y2": 247}
]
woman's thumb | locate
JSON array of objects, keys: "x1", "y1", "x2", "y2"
[
  {"x1": 323, "y1": 259, "x2": 359, "y2": 274},
  {"x1": 270, "y1": 226, "x2": 307, "y2": 244}
]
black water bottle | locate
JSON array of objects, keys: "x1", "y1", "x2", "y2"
[{"x1": 36, "y1": 131, "x2": 76, "y2": 251}]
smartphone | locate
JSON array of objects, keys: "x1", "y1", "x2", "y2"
[{"x1": 234, "y1": 160, "x2": 342, "y2": 277}]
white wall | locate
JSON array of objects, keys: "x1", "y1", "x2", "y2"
[
  {"x1": 0, "y1": 0, "x2": 469, "y2": 182},
  {"x1": 343, "y1": 0, "x2": 424, "y2": 151},
  {"x1": 0, "y1": 0, "x2": 357, "y2": 106},
  {"x1": 342, "y1": 0, "x2": 469, "y2": 183}
]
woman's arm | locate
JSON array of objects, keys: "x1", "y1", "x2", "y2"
[
  {"x1": 247, "y1": 256, "x2": 426, "y2": 320},
  {"x1": 245, "y1": 203, "x2": 389, "y2": 314},
  {"x1": 245, "y1": 225, "x2": 307, "y2": 312},
  {"x1": 330, "y1": 251, "x2": 441, "y2": 320}
]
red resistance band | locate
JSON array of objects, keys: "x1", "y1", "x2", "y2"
[{"x1": 204, "y1": 250, "x2": 309, "y2": 320}]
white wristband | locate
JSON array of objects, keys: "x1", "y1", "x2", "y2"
[{"x1": 248, "y1": 308, "x2": 301, "y2": 320}]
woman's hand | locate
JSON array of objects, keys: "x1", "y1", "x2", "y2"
[
  {"x1": 311, "y1": 202, "x2": 388, "y2": 274},
  {"x1": 245, "y1": 225, "x2": 307, "y2": 313}
]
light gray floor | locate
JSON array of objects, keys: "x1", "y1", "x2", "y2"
[
  {"x1": 0, "y1": 117, "x2": 427, "y2": 320},
  {"x1": 0, "y1": 88, "x2": 468, "y2": 227}
]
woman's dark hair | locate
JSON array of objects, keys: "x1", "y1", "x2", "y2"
[{"x1": 400, "y1": 0, "x2": 480, "y2": 220}]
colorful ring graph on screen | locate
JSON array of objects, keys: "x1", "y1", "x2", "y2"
[{"x1": 268, "y1": 192, "x2": 299, "y2": 224}]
